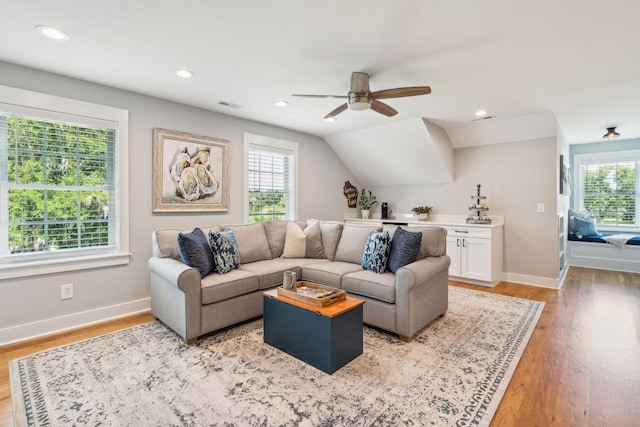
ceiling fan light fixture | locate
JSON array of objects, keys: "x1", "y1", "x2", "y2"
[
  {"x1": 603, "y1": 126, "x2": 620, "y2": 139},
  {"x1": 348, "y1": 94, "x2": 372, "y2": 111},
  {"x1": 325, "y1": 117, "x2": 337, "y2": 122}
]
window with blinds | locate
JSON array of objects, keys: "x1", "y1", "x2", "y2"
[
  {"x1": 0, "y1": 113, "x2": 117, "y2": 258},
  {"x1": 244, "y1": 133, "x2": 298, "y2": 224},
  {"x1": 247, "y1": 148, "x2": 293, "y2": 223},
  {"x1": 576, "y1": 151, "x2": 639, "y2": 230}
]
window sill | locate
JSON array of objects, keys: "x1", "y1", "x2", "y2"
[{"x1": 0, "y1": 252, "x2": 131, "y2": 280}]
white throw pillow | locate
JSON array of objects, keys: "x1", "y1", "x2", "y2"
[{"x1": 282, "y1": 221, "x2": 306, "y2": 258}]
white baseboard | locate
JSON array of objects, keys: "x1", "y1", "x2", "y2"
[
  {"x1": 501, "y1": 272, "x2": 561, "y2": 289},
  {"x1": 0, "y1": 298, "x2": 151, "y2": 347}
]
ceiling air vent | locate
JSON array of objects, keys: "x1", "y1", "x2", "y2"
[
  {"x1": 472, "y1": 115, "x2": 496, "y2": 122},
  {"x1": 218, "y1": 100, "x2": 242, "y2": 109}
]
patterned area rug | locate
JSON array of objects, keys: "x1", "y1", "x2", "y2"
[{"x1": 10, "y1": 287, "x2": 543, "y2": 426}]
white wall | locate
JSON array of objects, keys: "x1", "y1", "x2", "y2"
[
  {"x1": 0, "y1": 61, "x2": 359, "y2": 344},
  {"x1": 370, "y1": 137, "x2": 559, "y2": 284}
]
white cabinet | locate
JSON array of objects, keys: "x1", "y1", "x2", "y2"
[{"x1": 445, "y1": 225, "x2": 503, "y2": 287}]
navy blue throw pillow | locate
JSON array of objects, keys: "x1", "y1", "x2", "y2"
[
  {"x1": 387, "y1": 228, "x2": 422, "y2": 273},
  {"x1": 177, "y1": 228, "x2": 215, "y2": 278}
]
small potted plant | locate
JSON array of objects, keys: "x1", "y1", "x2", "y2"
[
  {"x1": 358, "y1": 188, "x2": 377, "y2": 220},
  {"x1": 411, "y1": 205, "x2": 433, "y2": 221}
]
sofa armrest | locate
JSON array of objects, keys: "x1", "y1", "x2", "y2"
[
  {"x1": 148, "y1": 257, "x2": 201, "y2": 294},
  {"x1": 394, "y1": 255, "x2": 451, "y2": 339},
  {"x1": 148, "y1": 257, "x2": 202, "y2": 342},
  {"x1": 396, "y1": 255, "x2": 451, "y2": 293}
]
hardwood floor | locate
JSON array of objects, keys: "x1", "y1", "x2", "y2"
[{"x1": 1, "y1": 267, "x2": 638, "y2": 426}]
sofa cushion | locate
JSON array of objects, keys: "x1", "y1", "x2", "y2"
[
  {"x1": 304, "y1": 221, "x2": 325, "y2": 258},
  {"x1": 308, "y1": 220, "x2": 343, "y2": 261},
  {"x1": 176, "y1": 228, "x2": 215, "y2": 278},
  {"x1": 302, "y1": 261, "x2": 363, "y2": 289},
  {"x1": 240, "y1": 259, "x2": 301, "y2": 289},
  {"x1": 387, "y1": 227, "x2": 422, "y2": 273},
  {"x1": 334, "y1": 224, "x2": 381, "y2": 264},
  {"x1": 209, "y1": 230, "x2": 241, "y2": 274},
  {"x1": 342, "y1": 270, "x2": 396, "y2": 303},
  {"x1": 201, "y1": 269, "x2": 259, "y2": 304},
  {"x1": 386, "y1": 226, "x2": 447, "y2": 259},
  {"x1": 153, "y1": 226, "x2": 221, "y2": 259},
  {"x1": 224, "y1": 224, "x2": 272, "y2": 263},
  {"x1": 361, "y1": 230, "x2": 391, "y2": 274}
]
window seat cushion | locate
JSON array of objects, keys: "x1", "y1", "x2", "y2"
[{"x1": 568, "y1": 233, "x2": 640, "y2": 245}]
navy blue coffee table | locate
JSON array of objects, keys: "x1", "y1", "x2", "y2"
[{"x1": 263, "y1": 288, "x2": 364, "y2": 374}]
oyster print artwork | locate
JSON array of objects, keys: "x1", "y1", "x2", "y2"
[{"x1": 153, "y1": 128, "x2": 229, "y2": 212}]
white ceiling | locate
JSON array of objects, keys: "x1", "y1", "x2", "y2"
[{"x1": 2, "y1": 0, "x2": 640, "y2": 147}]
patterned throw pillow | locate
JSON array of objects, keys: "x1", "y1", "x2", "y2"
[
  {"x1": 208, "y1": 230, "x2": 240, "y2": 274},
  {"x1": 387, "y1": 227, "x2": 422, "y2": 273},
  {"x1": 361, "y1": 230, "x2": 391, "y2": 274},
  {"x1": 177, "y1": 228, "x2": 215, "y2": 278}
]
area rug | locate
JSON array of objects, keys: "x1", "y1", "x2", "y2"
[{"x1": 10, "y1": 287, "x2": 544, "y2": 426}]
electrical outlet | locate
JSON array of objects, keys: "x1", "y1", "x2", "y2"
[{"x1": 61, "y1": 283, "x2": 73, "y2": 300}]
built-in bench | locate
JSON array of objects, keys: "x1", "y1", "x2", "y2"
[{"x1": 568, "y1": 233, "x2": 640, "y2": 273}]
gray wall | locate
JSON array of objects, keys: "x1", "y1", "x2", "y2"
[
  {"x1": 0, "y1": 61, "x2": 358, "y2": 340},
  {"x1": 370, "y1": 137, "x2": 559, "y2": 281}
]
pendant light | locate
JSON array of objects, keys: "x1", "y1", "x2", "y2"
[{"x1": 603, "y1": 127, "x2": 620, "y2": 139}]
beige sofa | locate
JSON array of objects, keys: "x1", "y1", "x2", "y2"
[{"x1": 148, "y1": 220, "x2": 450, "y2": 343}]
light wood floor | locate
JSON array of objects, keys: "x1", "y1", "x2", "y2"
[{"x1": 1, "y1": 266, "x2": 638, "y2": 426}]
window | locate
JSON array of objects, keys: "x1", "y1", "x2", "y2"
[
  {"x1": 574, "y1": 150, "x2": 640, "y2": 231},
  {"x1": 0, "y1": 85, "x2": 129, "y2": 278},
  {"x1": 244, "y1": 133, "x2": 298, "y2": 223}
]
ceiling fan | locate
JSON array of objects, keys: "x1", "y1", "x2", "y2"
[{"x1": 292, "y1": 72, "x2": 431, "y2": 120}]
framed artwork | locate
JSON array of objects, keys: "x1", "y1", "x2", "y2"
[
  {"x1": 559, "y1": 154, "x2": 571, "y2": 195},
  {"x1": 153, "y1": 128, "x2": 230, "y2": 212}
]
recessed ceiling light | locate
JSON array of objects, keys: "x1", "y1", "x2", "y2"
[
  {"x1": 325, "y1": 117, "x2": 337, "y2": 122},
  {"x1": 176, "y1": 69, "x2": 195, "y2": 79},
  {"x1": 474, "y1": 109, "x2": 489, "y2": 117},
  {"x1": 273, "y1": 101, "x2": 289, "y2": 107},
  {"x1": 35, "y1": 25, "x2": 70, "y2": 41}
]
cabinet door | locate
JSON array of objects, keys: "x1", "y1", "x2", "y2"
[
  {"x1": 446, "y1": 235, "x2": 462, "y2": 277},
  {"x1": 461, "y1": 237, "x2": 492, "y2": 281}
]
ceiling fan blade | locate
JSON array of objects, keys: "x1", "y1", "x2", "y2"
[
  {"x1": 370, "y1": 99, "x2": 398, "y2": 117},
  {"x1": 350, "y1": 72, "x2": 370, "y2": 94},
  {"x1": 324, "y1": 103, "x2": 348, "y2": 119},
  {"x1": 292, "y1": 94, "x2": 348, "y2": 99},
  {"x1": 371, "y1": 86, "x2": 431, "y2": 99}
]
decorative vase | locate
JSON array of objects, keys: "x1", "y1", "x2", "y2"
[
  {"x1": 418, "y1": 213, "x2": 429, "y2": 221},
  {"x1": 361, "y1": 209, "x2": 370, "y2": 220}
]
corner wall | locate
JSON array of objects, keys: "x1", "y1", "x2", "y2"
[{"x1": 370, "y1": 137, "x2": 559, "y2": 286}]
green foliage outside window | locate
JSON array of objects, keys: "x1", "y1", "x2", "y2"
[
  {"x1": 582, "y1": 162, "x2": 636, "y2": 227},
  {"x1": 248, "y1": 192, "x2": 287, "y2": 223},
  {"x1": 3, "y1": 116, "x2": 112, "y2": 254}
]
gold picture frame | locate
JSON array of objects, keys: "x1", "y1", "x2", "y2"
[{"x1": 152, "y1": 128, "x2": 230, "y2": 212}]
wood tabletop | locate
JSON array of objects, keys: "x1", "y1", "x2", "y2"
[{"x1": 263, "y1": 288, "x2": 364, "y2": 318}]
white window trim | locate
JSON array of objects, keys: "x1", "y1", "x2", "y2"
[
  {"x1": 0, "y1": 85, "x2": 130, "y2": 279},
  {"x1": 243, "y1": 132, "x2": 298, "y2": 223},
  {"x1": 573, "y1": 149, "x2": 640, "y2": 233}
]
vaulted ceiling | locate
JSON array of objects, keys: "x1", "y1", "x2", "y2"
[{"x1": 2, "y1": 0, "x2": 640, "y2": 147}]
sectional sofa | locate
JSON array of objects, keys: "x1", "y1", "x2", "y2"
[{"x1": 148, "y1": 220, "x2": 450, "y2": 344}]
